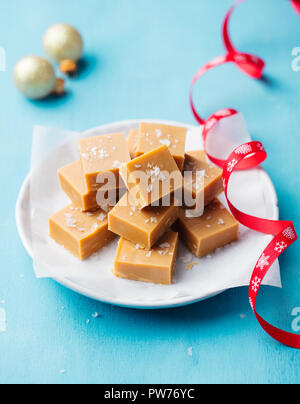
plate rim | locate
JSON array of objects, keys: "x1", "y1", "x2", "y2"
[{"x1": 15, "y1": 118, "x2": 279, "y2": 309}]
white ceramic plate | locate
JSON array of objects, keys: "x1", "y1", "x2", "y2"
[{"x1": 16, "y1": 119, "x2": 279, "y2": 309}]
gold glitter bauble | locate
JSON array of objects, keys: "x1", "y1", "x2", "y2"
[
  {"x1": 13, "y1": 56, "x2": 57, "y2": 99},
  {"x1": 43, "y1": 23, "x2": 83, "y2": 63}
]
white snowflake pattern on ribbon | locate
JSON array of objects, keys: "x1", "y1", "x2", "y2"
[
  {"x1": 222, "y1": 178, "x2": 227, "y2": 190},
  {"x1": 251, "y1": 277, "x2": 261, "y2": 293},
  {"x1": 249, "y1": 297, "x2": 254, "y2": 311},
  {"x1": 227, "y1": 159, "x2": 238, "y2": 172},
  {"x1": 235, "y1": 144, "x2": 252, "y2": 155},
  {"x1": 256, "y1": 253, "x2": 270, "y2": 271},
  {"x1": 205, "y1": 119, "x2": 215, "y2": 131},
  {"x1": 249, "y1": 55, "x2": 260, "y2": 64},
  {"x1": 235, "y1": 54, "x2": 248, "y2": 63},
  {"x1": 256, "y1": 142, "x2": 265, "y2": 152},
  {"x1": 274, "y1": 242, "x2": 288, "y2": 254},
  {"x1": 282, "y1": 226, "x2": 296, "y2": 240}
]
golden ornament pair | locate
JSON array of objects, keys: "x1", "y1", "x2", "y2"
[{"x1": 13, "y1": 23, "x2": 83, "y2": 100}]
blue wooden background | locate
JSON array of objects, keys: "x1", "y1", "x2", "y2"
[{"x1": 0, "y1": 0, "x2": 299, "y2": 384}]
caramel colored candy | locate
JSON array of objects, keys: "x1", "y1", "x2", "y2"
[
  {"x1": 127, "y1": 129, "x2": 139, "y2": 159},
  {"x1": 176, "y1": 200, "x2": 239, "y2": 258},
  {"x1": 78, "y1": 133, "x2": 131, "y2": 191},
  {"x1": 49, "y1": 204, "x2": 115, "y2": 260},
  {"x1": 114, "y1": 231, "x2": 179, "y2": 285},
  {"x1": 108, "y1": 193, "x2": 179, "y2": 250},
  {"x1": 183, "y1": 150, "x2": 223, "y2": 210},
  {"x1": 119, "y1": 145, "x2": 183, "y2": 210},
  {"x1": 135, "y1": 123, "x2": 187, "y2": 170},
  {"x1": 58, "y1": 160, "x2": 125, "y2": 212}
]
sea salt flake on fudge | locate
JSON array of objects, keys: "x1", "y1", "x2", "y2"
[
  {"x1": 135, "y1": 123, "x2": 187, "y2": 170},
  {"x1": 113, "y1": 231, "x2": 179, "y2": 285},
  {"x1": 183, "y1": 150, "x2": 223, "y2": 210},
  {"x1": 58, "y1": 160, "x2": 125, "y2": 212},
  {"x1": 108, "y1": 193, "x2": 179, "y2": 250},
  {"x1": 49, "y1": 204, "x2": 115, "y2": 260},
  {"x1": 175, "y1": 199, "x2": 239, "y2": 258},
  {"x1": 127, "y1": 129, "x2": 139, "y2": 159},
  {"x1": 78, "y1": 132, "x2": 131, "y2": 192},
  {"x1": 119, "y1": 145, "x2": 183, "y2": 210}
]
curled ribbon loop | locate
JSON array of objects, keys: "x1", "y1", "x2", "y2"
[
  {"x1": 223, "y1": 0, "x2": 265, "y2": 79},
  {"x1": 190, "y1": 0, "x2": 299, "y2": 124},
  {"x1": 223, "y1": 0, "x2": 300, "y2": 77},
  {"x1": 222, "y1": 137, "x2": 299, "y2": 349},
  {"x1": 202, "y1": 110, "x2": 266, "y2": 171},
  {"x1": 189, "y1": 55, "x2": 234, "y2": 125},
  {"x1": 203, "y1": 115, "x2": 299, "y2": 348},
  {"x1": 190, "y1": 0, "x2": 300, "y2": 348}
]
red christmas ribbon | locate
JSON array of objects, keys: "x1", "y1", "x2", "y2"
[
  {"x1": 292, "y1": 0, "x2": 300, "y2": 16},
  {"x1": 190, "y1": 0, "x2": 300, "y2": 348},
  {"x1": 223, "y1": 0, "x2": 265, "y2": 79}
]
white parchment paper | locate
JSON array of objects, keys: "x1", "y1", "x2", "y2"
[{"x1": 29, "y1": 115, "x2": 281, "y2": 304}]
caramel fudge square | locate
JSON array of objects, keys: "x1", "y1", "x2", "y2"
[
  {"x1": 108, "y1": 193, "x2": 179, "y2": 250},
  {"x1": 49, "y1": 204, "x2": 115, "y2": 260},
  {"x1": 114, "y1": 231, "x2": 179, "y2": 285},
  {"x1": 127, "y1": 129, "x2": 139, "y2": 159},
  {"x1": 176, "y1": 200, "x2": 239, "y2": 258},
  {"x1": 119, "y1": 145, "x2": 183, "y2": 210},
  {"x1": 183, "y1": 150, "x2": 223, "y2": 209},
  {"x1": 78, "y1": 132, "x2": 131, "y2": 191},
  {"x1": 136, "y1": 123, "x2": 187, "y2": 170},
  {"x1": 58, "y1": 160, "x2": 124, "y2": 212}
]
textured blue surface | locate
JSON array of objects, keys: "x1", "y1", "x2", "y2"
[{"x1": 0, "y1": 0, "x2": 299, "y2": 384}]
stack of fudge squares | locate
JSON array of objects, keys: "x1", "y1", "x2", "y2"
[{"x1": 49, "y1": 123, "x2": 239, "y2": 285}]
